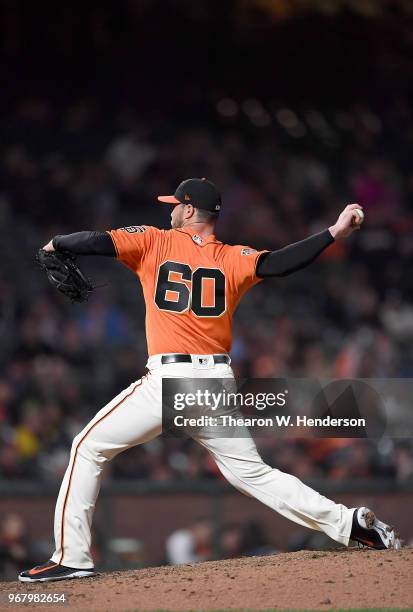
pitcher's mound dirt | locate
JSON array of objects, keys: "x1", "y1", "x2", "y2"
[{"x1": 2, "y1": 548, "x2": 412, "y2": 611}]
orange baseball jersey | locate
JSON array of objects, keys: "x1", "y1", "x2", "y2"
[{"x1": 108, "y1": 225, "x2": 268, "y2": 356}]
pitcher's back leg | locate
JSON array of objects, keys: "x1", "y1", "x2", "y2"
[{"x1": 197, "y1": 433, "x2": 353, "y2": 545}]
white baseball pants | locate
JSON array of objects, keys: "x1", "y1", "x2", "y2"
[{"x1": 50, "y1": 355, "x2": 354, "y2": 569}]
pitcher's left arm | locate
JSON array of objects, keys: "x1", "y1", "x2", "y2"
[{"x1": 42, "y1": 231, "x2": 116, "y2": 256}]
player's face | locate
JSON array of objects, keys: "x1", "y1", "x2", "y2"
[{"x1": 170, "y1": 204, "x2": 186, "y2": 229}]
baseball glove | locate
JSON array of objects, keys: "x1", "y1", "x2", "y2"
[{"x1": 36, "y1": 249, "x2": 94, "y2": 303}]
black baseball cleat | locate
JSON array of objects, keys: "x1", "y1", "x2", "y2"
[
  {"x1": 350, "y1": 507, "x2": 401, "y2": 550},
  {"x1": 18, "y1": 560, "x2": 96, "y2": 582}
]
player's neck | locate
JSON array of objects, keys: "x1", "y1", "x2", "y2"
[{"x1": 180, "y1": 221, "x2": 216, "y2": 239}]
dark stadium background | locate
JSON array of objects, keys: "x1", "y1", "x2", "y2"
[{"x1": 1, "y1": 0, "x2": 413, "y2": 578}]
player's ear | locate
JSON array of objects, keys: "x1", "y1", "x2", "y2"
[{"x1": 185, "y1": 204, "x2": 196, "y2": 219}]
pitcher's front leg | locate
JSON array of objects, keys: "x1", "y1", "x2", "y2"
[{"x1": 50, "y1": 375, "x2": 162, "y2": 569}]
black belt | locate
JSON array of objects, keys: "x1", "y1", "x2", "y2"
[{"x1": 161, "y1": 354, "x2": 230, "y2": 365}]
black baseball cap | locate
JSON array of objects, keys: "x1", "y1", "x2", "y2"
[{"x1": 158, "y1": 178, "x2": 221, "y2": 213}]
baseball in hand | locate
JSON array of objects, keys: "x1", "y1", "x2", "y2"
[{"x1": 351, "y1": 208, "x2": 364, "y2": 227}]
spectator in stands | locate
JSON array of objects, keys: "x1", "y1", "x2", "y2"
[{"x1": 165, "y1": 519, "x2": 213, "y2": 565}]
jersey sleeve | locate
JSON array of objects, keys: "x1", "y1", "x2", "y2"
[
  {"x1": 108, "y1": 225, "x2": 159, "y2": 273},
  {"x1": 226, "y1": 245, "x2": 270, "y2": 295}
]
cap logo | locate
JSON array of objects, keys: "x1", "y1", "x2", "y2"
[
  {"x1": 215, "y1": 204, "x2": 221, "y2": 211},
  {"x1": 184, "y1": 194, "x2": 191, "y2": 201}
]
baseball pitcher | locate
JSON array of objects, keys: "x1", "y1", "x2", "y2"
[{"x1": 20, "y1": 178, "x2": 400, "y2": 582}]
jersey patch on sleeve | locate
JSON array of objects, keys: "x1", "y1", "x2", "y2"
[
  {"x1": 240, "y1": 247, "x2": 257, "y2": 256},
  {"x1": 120, "y1": 225, "x2": 146, "y2": 233}
]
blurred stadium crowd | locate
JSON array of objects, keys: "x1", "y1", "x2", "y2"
[
  {"x1": 0, "y1": 511, "x2": 279, "y2": 579},
  {"x1": 1, "y1": 93, "x2": 413, "y2": 485}
]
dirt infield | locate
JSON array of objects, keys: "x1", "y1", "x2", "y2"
[{"x1": 1, "y1": 548, "x2": 412, "y2": 611}]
